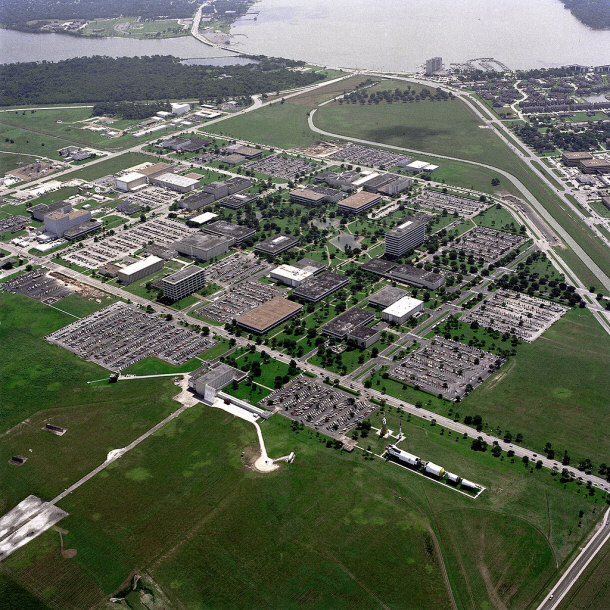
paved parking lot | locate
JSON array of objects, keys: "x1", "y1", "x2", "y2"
[
  {"x1": 460, "y1": 289, "x2": 568, "y2": 341},
  {"x1": 446, "y1": 226, "x2": 526, "y2": 263},
  {"x1": 204, "y1": 253, "x2": 269, "y2": 286},
  {"x1": 328, "y1": 144, "x2": 411, "y2": 168},
  {"x1": 63, "y1": 218, "x2": 195, "y2": 269},
  {"x1": 1, "y1": 269, "x2": 73, "y2": 304},
  {"x1": 245, "y1": 154, "x2": 317, "y2": 180},
  {"x1": 198, "y1": 280, "x2": 285, "y2": 323},
  {"x1": 413, "y1": 190, "x2": 489, "y2": 216},
  {"x1": 389, "y1": 336, "x2": 502, "y2": 400},
  {"x1": 261, "y1": 376, "x2": 376, "y2": 436},
  {"x1": 46, "y1": 302, "x2": 215, "y2": 371}
]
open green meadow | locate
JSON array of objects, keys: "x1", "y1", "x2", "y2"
[
  {"x1": 0, "y1": 290, "x2": 603, "y2": 609},
  {"x1": 60, "y1": 152, "x2": 153, "y2": 181}
]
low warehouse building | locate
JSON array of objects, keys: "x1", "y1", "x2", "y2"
[
  {"x1": 320, "y1": 307, "x2": 375, "y2": 340},
  {"x1": 237, "y1": 297, "x2": 302, "y2": 334},
  {"x1": 337, "y1": 191, "x2": 382, "y2": 214},
  {"x1": 151, "y1": 173, "x2": 200, "y2": 193},
  {"x1": 116, "y1": 172, "x2": 147, "y2": 192},
  {"x1": 347, "y1": 325, "x2": 380, "y2": 348},
  {"x1": 203, "y1": 220, "x2": 256, "y2": 244},
  {"x1": 292, "y1": 271, "x2": 350, "y2": 302},
  {"x1": 382, "y1": 296, "x2": 424, "y2": 324},
  {"x1": 561, "y1": 151, "x2": 593, "y2": 166},
  {"x1": 117, "y1": 255, "x2": 164, "y2": 285},
  {"x1": 255, "y1": 234, "x2": 299, "y2": 257},
  {"x1": 270, "y1": 264, "x2": 315, "y2": 287},
  {"x1": 161, "y1": 266, "x2": 206, "y2": 301},
  {"x1": 368, "y1": 285, "x2": 409, "y2": 309}
]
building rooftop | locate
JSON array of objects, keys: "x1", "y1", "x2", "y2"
[
  {"x1": 369, "y1": 285, "x2": 409, "y2": 308},
  {"x1": 293, "y1": 271, "x2": 349, "y2": 301},
  {"x1": 162, "y1": 265, "x2": 205, "y2": 285},
  {"x1": 361, "y1": 257, "x2": 397, "y2": 275},
  {"x1": 348, "y1": 325, "x2": 380, "y2": 341},
  {"x1": 190, "y1": 362, "x2": 245, "y2": 390},
  {"x1": 44, "y1": 208, "x2": 89, "y2": 221},
  {"x1": 137, "y1": 162, "x2": 174, "y2": 177},
  {"x1": 562, "y1": 151, "x2": 593, "y2": 159},
  {"x1": 390, "y1": 264, "x2": 444, "y2": 285},
  {"x1": 320, "y1": 307, "x2": 375, "y2": 338},
  {"x1": 155, "y1": 173, "x2": 200, "y2": 188},
  {"x1": 203, "y1": 220, "x2": 256, "y2": 242},
  {"x1": 190, "y1": 211, "x2": 218, "y2": 224},
  {"x1": 237, "y1": 297, "x2": 302, "y2": 332},
  {"x1": 255, "y1": 233, "x2": 299, "y2": 254},
  {"x1": 290, "y1": 188, "x2": 327, "y2": 203},
  {"x1": 383, "y1": 295, "x2": 423, "y2": 317},
  {"x1": 271, "y1": 264, "x2": 314, "y2": 283},
  {"x1": 338, "y1": 191, "x2": 381, "y2": 210},
  {"x1": 117, "y1": 171, "x2": 146, "y2": 182},
  {"x1": 176, "y1": 233, "x2": 234, "y2": 250},
  {"x1": 293, "y1": 258, "x2": 326, "y2": 273},
  {"x1": 119, "y1": 255, "x2": 163, "y2": 276},
  {"x1": 386, "y1": 214, "x2": 431, "y2": 237}
]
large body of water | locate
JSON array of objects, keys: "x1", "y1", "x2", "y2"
[
  {"x1": 0, "y1": 28, "x2": 234, "y2": 64},
  {"x1": 1, "y1": 0, "x2": 610, "y2": 71},
  {"x1": 229, "y1": 0, "x2": 610, "y2": 71}
]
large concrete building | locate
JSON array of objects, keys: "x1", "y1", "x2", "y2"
[
  {"x1": 579, "y1": 158, "x2": 610, "y2": 174},
  {"x1": 175, "y1": 233, "x2": 233, "y2": 262},
  {"x1": 43, "y1": 208, "x2": 91, "y2": 238},
  {"x1": 425, "y1": 57, "x2": 443, "y2": 75},
  {"x1": 561, "y1": 151, "x2": 593, "y2": 166},
  {"x1": 117, "y1": 256, "x2": 164, "y2": 285},
  {"x1": 361, "y1": 258, "x2": 445, "y2": 290},
  {"x1": 116, "y1": 172, "x2": 147, "y2": 192},
  {"x1": 338, "y1": 191, "x2": 382, "y2": 214},
  {"x1": 150, "y1": 173, "x2": 199, "y2": 193},
  {"x1": 203, "y1": 220, "x2": 256, "y2": 244},
  {"x1": 255, "y1": 234, "x2": 299, "y2": 257},
  {"x1": 320, "y1": 308, "x2": 375, "y2": 340},
  {"x1": 292, "y1": 271, "x2": 350, "y2": 302},
  {"x1": 363, "y1": 173, "x2": 412, "y2": 196},
  {"x1": 27, "y1": 201, "x2": 72, "y2": 222},
  {"x1": 161, "y1": 266, "x2": 206, "y2": 301},
  {"x1": 237, "y1": 297, "x2": 302, "y2": 334},
  {"x1": 385, "y1": 214, "x2": 430, "y2": 258},
  {"x1": 382, "y1": 296, "x2": 424, "y2": 325}
]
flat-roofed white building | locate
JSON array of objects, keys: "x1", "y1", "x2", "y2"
[
  {"x1": 151, "y1": 173, "x2": 199, "y2": 193},
  {"x1": 190, "y1": 212, "x2": 218, "y2": 225},
  {"x1": 270, "y1": 264, "x2": 315, "y2": 287},
  {"x1": 116, "y1": 172, "x2": 147, "y2": 192},
  {"x1": 382, "y1": 296, "x2": 424, "y2": 324},
  {"x1": 171, "y1": 102, "x2": 191, "y2": 115},
  {"x1": 117, "y1": 255, "x2": 164, "y2": 285}
]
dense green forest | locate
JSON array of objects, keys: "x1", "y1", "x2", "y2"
[
  {"x1": 559, "y1": 0, "x2": 610, "y2": 29},
  {"x1": 92, "y1": 101, "x2": 171, "y2": 120},
  {"x1": 0, "y1": 0, "x2": 198, "y2": 28},
  {"x1": 0, "y1": 56, "x2": 324, "y2": 106}
]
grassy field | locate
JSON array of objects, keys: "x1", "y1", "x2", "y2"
[
  {"x1": 0, "y1": 290, "x2": 603, "y2": 608},
  {"x1": 365, "y1": 307, "x2": 609, "y2": 465},
  {"x1": 462, "y1": 307, "x2": 610, "y2": 464},
  {"x1": 60, "y1": 152, "x2": 153, "y2": 181},
  {"x1": 52, "y1": 291, "x2": 118, "y2": 318}
]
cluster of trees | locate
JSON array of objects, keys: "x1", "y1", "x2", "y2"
[
  {"x1": 559, "y1": 0, "x2": 610, "y2": 30},
  {"x1": 342, "y1": 85, "x2": 454, "y2": 105},
  {"x1": 0, "y1": 0, "x2": 197, "y2": 29},
  {"x1": 513, "y1": 121, "x2": 610, "y2": 153},
  {"x1": 92, "y1": 101, "x2": 170, "y2": 120},
  {"x1": 0, "y1": 55, "x2": 323, "y2": 106}
]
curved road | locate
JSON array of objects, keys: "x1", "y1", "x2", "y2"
[{"x1": 308, "y1": 108, "x2": 610, "y2": 293}]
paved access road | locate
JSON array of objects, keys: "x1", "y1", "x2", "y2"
[{"x1": 537, "y1": 508, "x2": 610, "y2": 610}]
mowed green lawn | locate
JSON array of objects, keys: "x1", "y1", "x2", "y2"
[
  {"x1": 463, "y1": 308, "x2": 610, "y2": 464},
  {"x1": 0, "y1": 290, "x2": 603, "y2": 609},
  {"x1": 314, "y1": 94, "x2": 506, "y2": 166}
]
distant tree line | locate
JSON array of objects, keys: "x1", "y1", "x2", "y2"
[
  {"x1": 0, "y1": 55, "x2": 323, "y2": 106},
  {"x1": 91, "y1": 101, "x2": 171, "y2": 120},
  {"x1": 0, "y1": 0, "x2": 198, "y2": 29}
]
